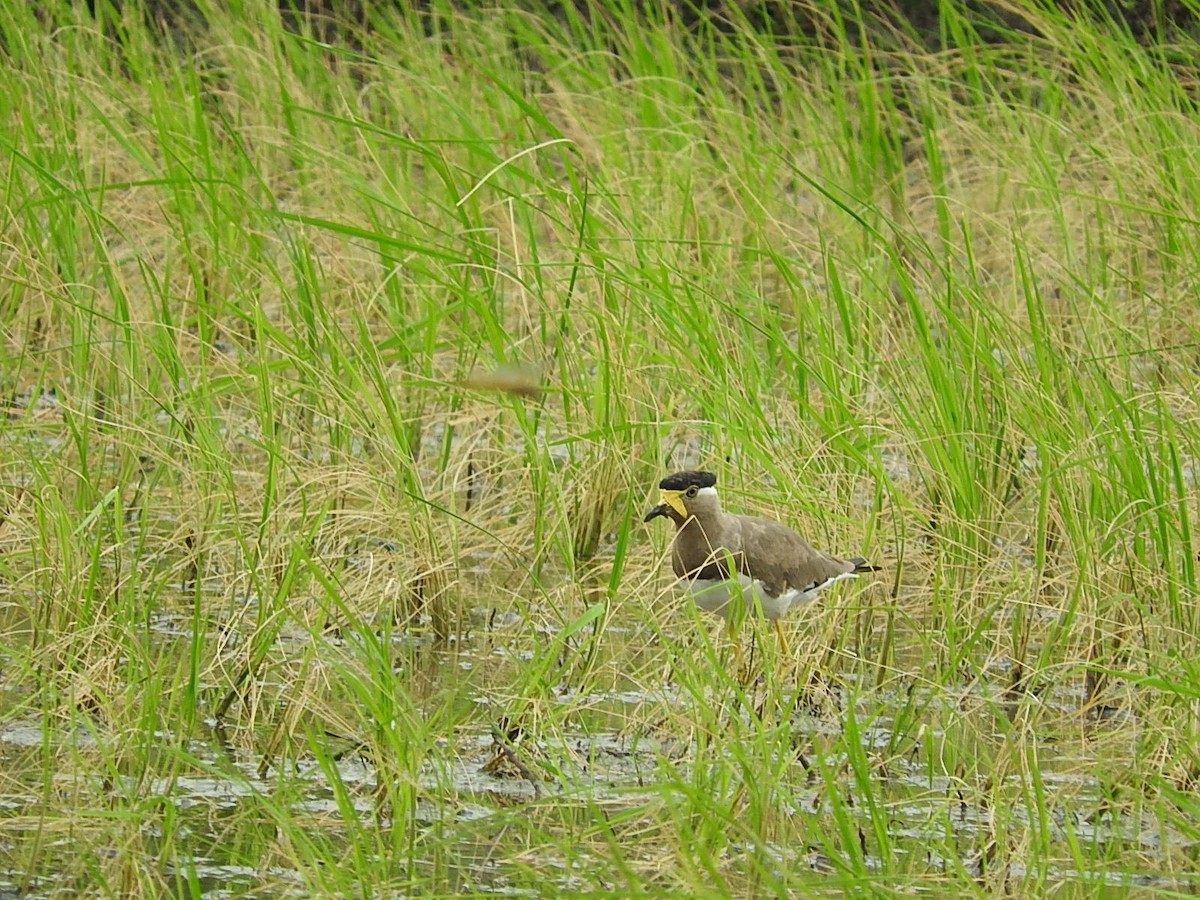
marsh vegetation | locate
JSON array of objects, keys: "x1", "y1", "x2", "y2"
[{"x1": 1, "y1": 1, "x2": 1198, "y2": 895}]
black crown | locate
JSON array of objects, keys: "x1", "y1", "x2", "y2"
[{"x1": 658, "y1": 470, "x2": 717, "y2": 491}]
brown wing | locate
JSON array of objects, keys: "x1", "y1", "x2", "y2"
[{"x1": 736, "y1": 515, "x2": 856, "y2": 595}]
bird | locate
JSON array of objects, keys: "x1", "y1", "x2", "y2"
[{"x1": 643, "y1": 470, "x2": 877, "y2": 661}]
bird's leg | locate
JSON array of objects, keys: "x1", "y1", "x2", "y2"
[
  {"x1": 773, "y1": 619, "x2": 791, "y2": 655},
  {"x1": 727, "y1": 619, "x2": 746, "y2": 682},
  {"x1": 773, "y1": 619, "x2": 793, "y2": 680}
]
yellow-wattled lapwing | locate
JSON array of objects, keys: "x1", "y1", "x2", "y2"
[{"x1": 644, "y1": 470, "x2": 877, "y2": 662}]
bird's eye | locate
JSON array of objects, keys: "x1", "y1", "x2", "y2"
[{"x1": 685, "y1": 486, "x2": 698, "y2": 497}]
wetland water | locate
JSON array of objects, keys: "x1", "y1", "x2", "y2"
[{"x1": 1, "y1": 581, "x2": 1192, "y2": 896}]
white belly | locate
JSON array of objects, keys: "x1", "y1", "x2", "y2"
[{"x1": 678, "y1": 572, "x2": 857, "y2": 620}]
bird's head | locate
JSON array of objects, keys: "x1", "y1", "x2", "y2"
[{"x1": 643, "y1": 470, "x2": 719, "y2": 523}]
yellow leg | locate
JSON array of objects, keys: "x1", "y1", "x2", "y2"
[
  {"x1": 774, "y1": 620, "x2": 792, "y2": 679},
  {"x1": 728, "y1": 620, "x2": 745, "y2": 680},
  {"x1": 774, "y1": 619, "x2": 790, "y2": 656}
]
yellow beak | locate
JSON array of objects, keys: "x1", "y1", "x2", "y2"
[{"x1": 660, "y1": 489, "x2": 688, "y2": 518}]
